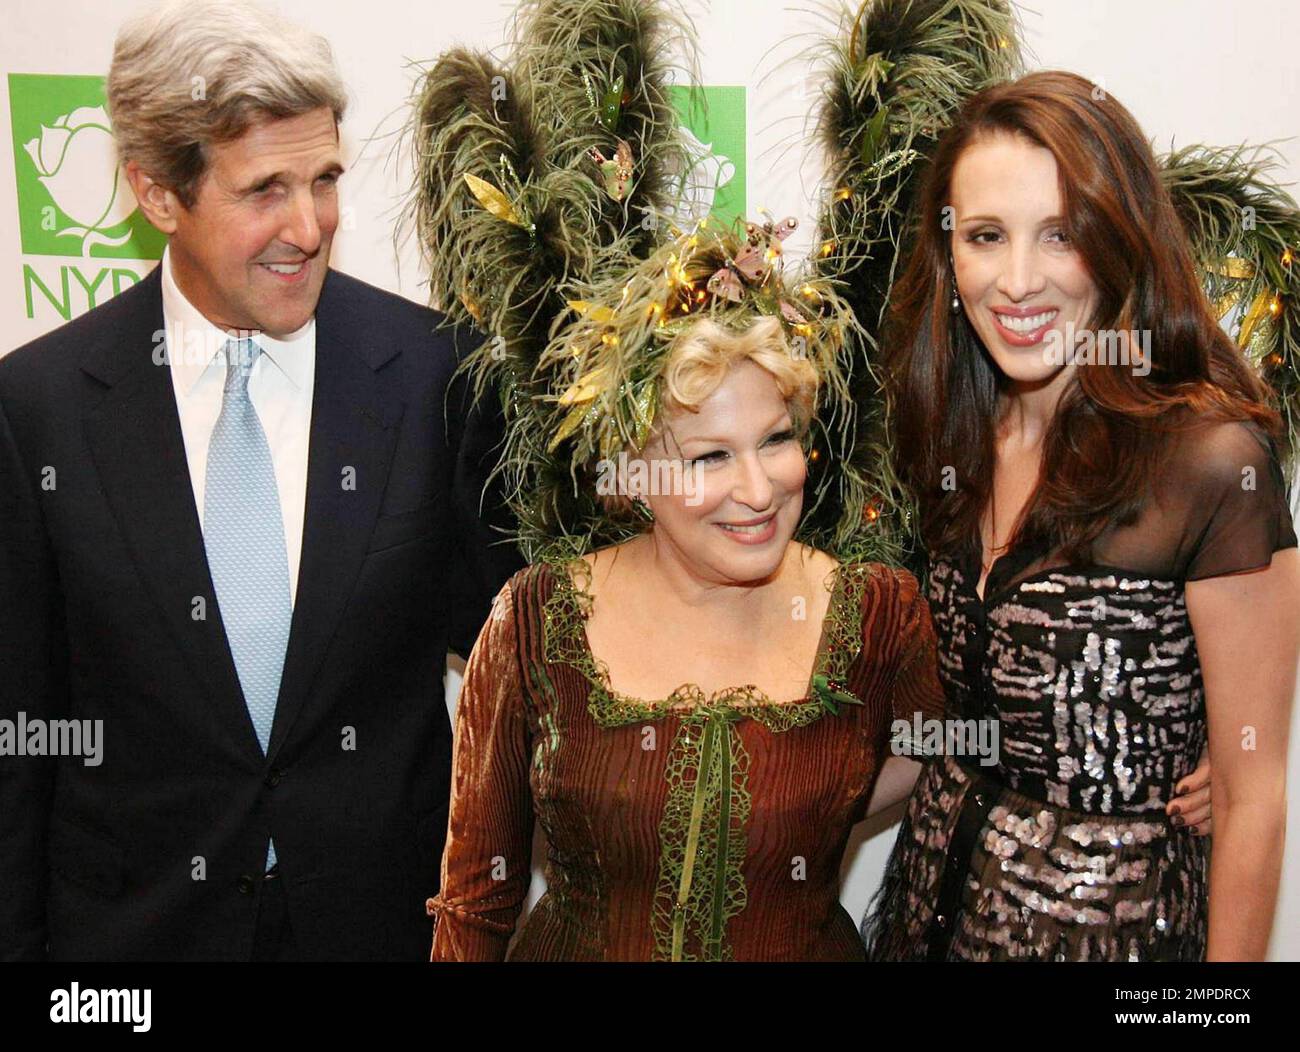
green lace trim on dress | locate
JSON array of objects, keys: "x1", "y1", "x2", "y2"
[{"x1": 540, "y1": 557, "x2": 875, "y2": 961}]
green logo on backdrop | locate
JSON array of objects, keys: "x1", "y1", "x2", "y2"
[
  {"x1": 668, "y1": 85, "x2": 745, "y2": 227},
  {"x1": 9, "y1": 73, "x2": 163, "y2": 259}
]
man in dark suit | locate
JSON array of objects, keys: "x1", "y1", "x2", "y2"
[{"x1": 0, "y1": 0, "x2": 519, "y2": 961}]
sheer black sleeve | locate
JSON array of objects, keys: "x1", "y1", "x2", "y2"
[{"x1": 1176, "y1": 421, "x2": 1297, "y2": 581}]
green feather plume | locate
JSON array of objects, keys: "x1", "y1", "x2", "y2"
[
  {"x1": 1161, "y1": 142, "x2": 1300, "y2": 468},
  {"x1": 405, "y1": 1, "x2": 697, "y2": 397},
  {"x1": 405, "y1": 1, "x2": 703, "y2": 560},
  {"x1": 808, "y1": 0, "x2": 1023, "y2": 568}
]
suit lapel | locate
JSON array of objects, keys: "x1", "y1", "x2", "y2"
[
  {"x1": 80, "y1": 269, "x2": 261, "y2": 760},
  {"x1": 267, "y1": 272, "x2": 405, "y2": 760}
]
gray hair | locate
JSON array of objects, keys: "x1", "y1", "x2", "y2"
[{"x1": 107, "y1": 0, "x2": 348, "y2": 206}]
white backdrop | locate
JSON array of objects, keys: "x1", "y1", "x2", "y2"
[{"x1": 1, "y1": 0, "x2": 1297, "y2": 959}]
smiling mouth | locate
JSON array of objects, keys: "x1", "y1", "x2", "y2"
[
  {"x1": 994, "y1": 308, "x2": 1058, "y2": 333},
  {"x1": 259, "y1": 261, "x2": 308, "y2": 277},
  {"x1": 716, "y1": 513, "x2": 777, "y2": 537}
]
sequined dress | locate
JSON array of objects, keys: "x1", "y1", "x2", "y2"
[
  {"x1": 862, "y1": 420, "x2": 1298, "y2": 961},
  {"x1": 426, "y1": 558, "x2": 946, "y2": 961}
]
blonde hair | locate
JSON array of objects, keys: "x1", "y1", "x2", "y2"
[
  {"x1": 107, "y1": 0, "x2": 348, "y2": 206},
  {"x1": 599, "y1": 316, "x2": 820, "y2": 518},
  {"x1": 663, "y1": 316, "x2": 819, "y2": 428}
]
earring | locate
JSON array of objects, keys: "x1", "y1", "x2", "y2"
[{"x1": 950, "y1": 273, "x2": 961, "y2": 314}]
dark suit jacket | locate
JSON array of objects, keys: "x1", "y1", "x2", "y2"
[{"x1": 0, "y1": 266, "x2": 522, "y2": 961}]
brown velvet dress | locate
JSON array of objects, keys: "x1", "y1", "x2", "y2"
[{"x1": 427, "y1": 558, "x2": 946, "y2": 961}]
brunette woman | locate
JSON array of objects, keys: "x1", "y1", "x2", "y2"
[{"x1": 861, "y1": 70, "x2": 1298, "y2": 961}]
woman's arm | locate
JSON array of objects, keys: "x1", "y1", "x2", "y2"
[
  {"x1": 868, "y1": 569, "x2": 945, "y2": 819},
  {"x1": 866, "y1": 756, "x2": 923, "y2": 818},
  {"x1": 1187, "y1": 548, "x2": 1299, "y2": 961},
  {"x1": 427, "y1": 580, "x2": 535, "y2": 961}
]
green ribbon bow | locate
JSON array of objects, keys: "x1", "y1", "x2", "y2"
[{"x1": 811, "y1": 673, "x2": 863, "y2": 716}]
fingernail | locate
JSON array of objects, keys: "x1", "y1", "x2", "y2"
[
  {"x1": 1169, "y1": 805, "x2": 1181, "y2": 816},
  {"x1": 1171, "y1": 814, "x2": 1185, "y2": 827}
]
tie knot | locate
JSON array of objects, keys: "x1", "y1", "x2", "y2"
[{"x1": 223, "y1": 337, "x2": 263, "y2": 394}]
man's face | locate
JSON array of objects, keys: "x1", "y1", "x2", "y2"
[{"x1": 167, "y1": 106, "x2": 342, "y2": 337}]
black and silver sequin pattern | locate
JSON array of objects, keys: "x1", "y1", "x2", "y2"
[{"x1": 864, "y1": 557, "x2": 1209, "y2": 962}]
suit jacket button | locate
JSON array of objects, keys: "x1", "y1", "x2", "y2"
[
  {"x1": 265, "y1": 770, "x2": 282, "y2": 788},
  {"x1": 237, "y1": 875, "x2": 256, "y2": 895}
]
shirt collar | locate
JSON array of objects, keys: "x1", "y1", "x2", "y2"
[{"x1": 160, "y1": 245, "x2": 315, "y2": 396}]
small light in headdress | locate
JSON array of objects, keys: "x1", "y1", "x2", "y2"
[
  {"x1": 1269, "y1": 353, "x2": 1284, "y2": 366},
  {"x1": 602, "y1": 333, "x2": 619, "y2": 346},
  {"x1": 696, "y1": 289, "x2": 707, "y2": 303},
  {"x1": 820, "y1": 240, "x2": 836, "y2": 257},
  {"x1": 834, "y1": 187, "x2": 853, "y2": 203},
  {"x1": 1282, "y1": 247, "x2": 1294, "y2": 268},
  {"x1": 1269, "y1": 295, "x2": 1282, "y2": 316},
  {"x1": 865, "y1": 501, "x2": 881, "y2": 523},
  {"x1": 808, "y1": 447, "x2": 821, "y2": 464}
]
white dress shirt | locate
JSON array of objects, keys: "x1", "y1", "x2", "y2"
[{"x1": 160, "y1": 248, "x2": 315, "y2": 607}]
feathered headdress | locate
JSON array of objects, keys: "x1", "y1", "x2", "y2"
[
  {"x1": 510, "y1": 213, "x2": 865, "y2": 560},
  {"x1": 406, "y1": 0, "x2": 1028, "y2": 564}
]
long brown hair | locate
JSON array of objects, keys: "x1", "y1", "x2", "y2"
[{"x1": 887, "y1": 70, "x2": 1280, "y2": 560}]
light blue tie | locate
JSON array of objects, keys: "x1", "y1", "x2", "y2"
[{"x1": 203, "y1": 337, "x2": 291, "y2": 870}]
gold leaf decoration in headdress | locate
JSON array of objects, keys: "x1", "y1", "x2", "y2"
[{"x1": 462, "y1": 172, "x2": 530, "y2": 230}]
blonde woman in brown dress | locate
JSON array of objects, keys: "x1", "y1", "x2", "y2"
[{"x1": 424, "y1": 223, "x2": 951, "y2": 961}]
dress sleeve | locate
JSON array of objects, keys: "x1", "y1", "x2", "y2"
[
  {"x1": 1180, "y1": 421, "x2": 1298, "y2": 581},
  {"x1": 887, "y1": 568, "x2": 948, "y2": 722},
  {"x1": 427, "y1": 575, "x2": 535, "y2": 961}
]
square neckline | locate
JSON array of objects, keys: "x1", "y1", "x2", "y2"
[{"x1": 543, "y1": 556, "x2": 853, "y2": 717}]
